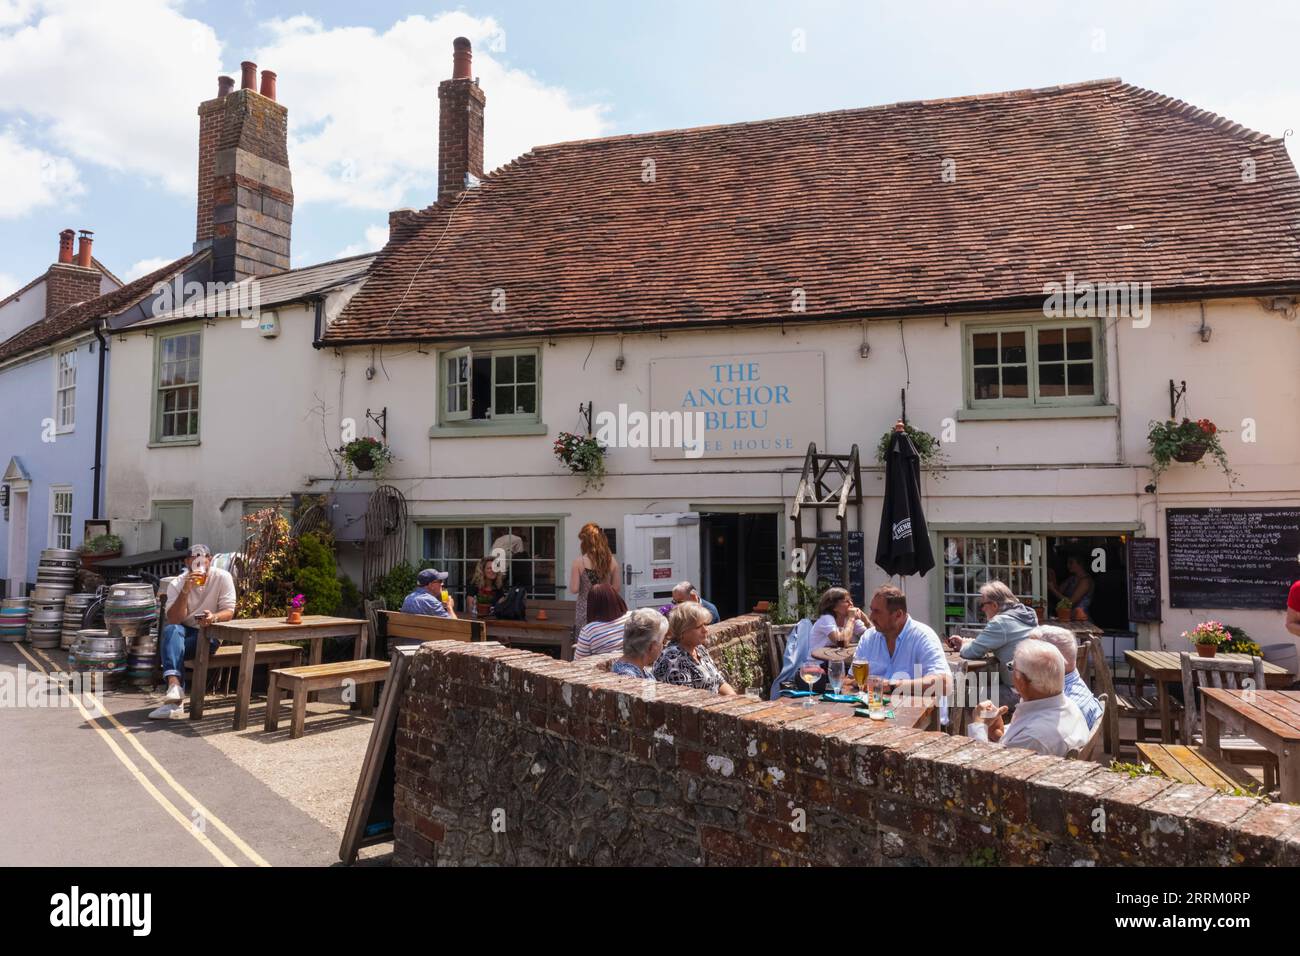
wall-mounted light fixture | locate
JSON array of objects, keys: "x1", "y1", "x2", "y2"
[
  {"x1": 615, "y1": 335, "x2": 625, "y2": 371},
  {"x1": 1197, "y1": 302, "x2": 1212, "y2": 343},
  {"x1": 859, "y1": 319, "x2": 871, "y2": 359}
]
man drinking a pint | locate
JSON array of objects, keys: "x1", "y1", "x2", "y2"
[{"x1": 151, "y1": 545, "x2": 236, "y2": 718}]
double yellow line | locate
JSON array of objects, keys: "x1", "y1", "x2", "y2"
[{"x1": 12, "y1": 644, "x2": 269, "y2": 867}]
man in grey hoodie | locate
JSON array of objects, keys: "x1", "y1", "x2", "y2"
[{"x1": 948, "y1": 580, "x2": 1039, "y2": 705}]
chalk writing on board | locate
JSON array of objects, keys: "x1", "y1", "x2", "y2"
[
  {"x1": 1126, "y1": 537, "x2": 1162, "y2": 622},
  {"x1": 816, "y1": 531, "x2": 866, "y2": 607},
  {"x1": 1166, "y1": 508, "x2": 1300, "y2": 610}
]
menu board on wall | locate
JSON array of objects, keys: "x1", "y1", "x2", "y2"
[
  {"x1": 1126, "y1": 537, "x2": 1162, "y2": 622},
  {"x1": 1166, "y1": 508, "x2": 1300, "y2": 610},
  {"x1": 816, "y1": 531, "x2": 866, "y2": 608}
]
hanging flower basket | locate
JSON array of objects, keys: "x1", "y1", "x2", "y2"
[
  {"x1": 337, "y1": 437, "x2": 394, "y2": 479},
  {"x1": 1147, "y1": 418, "x2": 1234, "y2": 485},
  {"x1": 553, "y1": 431, "x2": 606, "y2": 493}
]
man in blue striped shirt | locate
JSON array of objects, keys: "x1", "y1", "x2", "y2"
[{"x1": 1029, "y1": 624, "x2": 1102, "y2": 729}]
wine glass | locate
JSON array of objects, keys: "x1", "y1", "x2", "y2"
[
  {"x1": 827, "y1": 660, "x2": 845, "y2": 696},
  {"x1": 798, "y1": 663, "x2": 822, "y2": 708}
]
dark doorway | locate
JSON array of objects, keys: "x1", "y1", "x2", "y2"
[
  {"x1": 1046, "y1": 534, "x2": 1129, "y2": 631},
  {"x1": 699, "y1": 512, "x2": 779, "y2": 621}
]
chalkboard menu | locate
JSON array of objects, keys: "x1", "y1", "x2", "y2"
[
  {"x1": 1126, "y1": 537, "x2": 1162, "y2": 622},
  {"x1": 817, "y1": 531, "x2": 866, "y2": 607},
  {"x1": 1166, "y1": 508, "x2": 1300, "y2": 610}
]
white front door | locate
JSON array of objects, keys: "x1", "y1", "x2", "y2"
[
  {"x1": 622, "y1": 512, "x2": 700, "y2": 609},
  {"x1": 7, "y1": 486, "x2": 28, "y2": 595}
]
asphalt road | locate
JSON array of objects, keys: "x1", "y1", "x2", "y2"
[{"x1": 0, "y1": 641, "x2": 346, "y2": 867}]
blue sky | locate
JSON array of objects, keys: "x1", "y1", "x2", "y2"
[{"x1": 2, "y1": 0, "x2": 1298, "y2": 297}]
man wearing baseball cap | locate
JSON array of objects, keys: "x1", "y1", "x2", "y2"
[
  {"x1": 151, "y1": 544, "x2": 237, "y2": 718},
  {"x1": 401, "y1": 568, "x2": 457, "y2": 619}
]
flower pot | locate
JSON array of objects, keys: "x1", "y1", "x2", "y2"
[
  {"x1": 1055, "y1": 608, "x2": 1071, "y2": 622},
  {"x1": 286, "y1": 610, "x2": 303, "y2": 625},
  {"x1": 1034, "y1": 605, "x2": 1045, "y2": 624},
  {"x1": 80, "y1": 550, "x2": 122, "y2": 571},
  {"x1": 1072, "y1": 607, "x2": 1089, "y2": 622},
  {"x1": 1173, "y1": 443, "x2": 1207, "y2": 464},
  {"x1": 476, "y1": 602, "x2": 492, "y2": 617},
  {"x1": 1195, "y1": 643, "x2": 1217, "y2": 658},
  {"x1": 351, "y1": 451, "x2": 375, "y2": 472}
]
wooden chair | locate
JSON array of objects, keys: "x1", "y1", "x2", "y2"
[
  {"x1": 1067, "y1": 694, "x2": 1107, "y2": 762},
  {"x1": 766, "y1": 623, "x2": 797, "y2": 682},
  {"x1": 1177, "y1": 652, "x2": 1276, "y2": 787},
  {"x1": 363, "y1": 597, "x2": 386, "y2": 656},
  {"x1": 1081, "y1": 639, "x2": 1178, "y2": 756},
  {"x1": 265, "y1": 659, "x2": 392, "y2": 739}
]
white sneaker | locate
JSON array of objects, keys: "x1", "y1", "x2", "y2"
[
  {"x1": 164, "y1": 683, "x2": 183, "y2": 703},
  {"x1": 148, "y1": 703, "x2": 184, "y2": 720}
]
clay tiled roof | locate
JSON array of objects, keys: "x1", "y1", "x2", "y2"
[
  {"x1": 324, "y1": 79, "x2": 1300, "y2": 345},
  {"x1": 0, "y1": 252, "x2": 204, "y2": 364}
]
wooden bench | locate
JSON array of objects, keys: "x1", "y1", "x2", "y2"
[
  {"x1": 185, "y1": 642, "x2": 304, "y2": 694},
  {"x1": 1137, "y1": 742, "x2": 1265, "y2": 793},
  {"x1": 380, "y1": 610, "x2": 485, "y2": 652},
  {"x1": 265, "y1": 660, "x2": 391, "y2": 739},
  {"x1": 484, "y1": 598, "x2": 576, "y2": 660}
]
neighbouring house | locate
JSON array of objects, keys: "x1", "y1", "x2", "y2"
[
  {"x1": 0, "y1": 237, "x2": 203, "y2": 595},
  {"x1": 110, "y1": 38, "x2": 1300, "y2": 658}
]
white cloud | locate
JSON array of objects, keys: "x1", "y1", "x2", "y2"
[
  {"x1": 123, "y1": 256, "x2": 173, "y2": 282},
  {"x1": 335, "y1": 224, "x2": 390, "y2": 259},
  {"x1": 0, "y1": 128, "x2": 82, "y2": 217},
  {"x1": 0, "y1": 4, "x2": 609, "y2": 212},
  {"x1": 255, "y1": 12, "x2": 610, "y2": 208},
  {"x1": 0, "y1": 0, "x2": 222, "y2": 193},
  {"x1": 0, "y1": 271, "x2": 19, "y2": 299}
]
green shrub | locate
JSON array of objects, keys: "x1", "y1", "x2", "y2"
[{"x1": 291, "y1": 532, "x2": 342, "y2": 616}]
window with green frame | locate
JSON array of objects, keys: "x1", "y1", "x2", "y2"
[
  {"x1": 154, "y1": 329, "x2": 201, "y2": 441},
  {"x1": 941, "y1": 534, "x2": 1038, "y2": 635},
  {"x1": 440, "y1": 346, "x2": 539, "y2": 424},
  {"x1": 965, "y1": 321, "x2": 1102, "y2": 407},
  {"x1": 421, "y1": 522, "x2": 557, "y2": 604}
]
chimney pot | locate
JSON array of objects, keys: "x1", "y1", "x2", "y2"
[
  {"x1": 57, "y1": 229, "x2": 75, "y2": 264},
  {"x1": 218, "y1": 75, "x2": 235, "y2": 98},
  {"x1": 259, "y1": 69, "x2": 277, "y2": 101},
  {"x1": 240, "y1": 61, "x2": 257, "y2": 90},
  {"x1": 452, "y1": 37, "x2": 472, "y2": 80},
  {"x1": 76, "y1": 230, "x2": 94, "y2": 268}
]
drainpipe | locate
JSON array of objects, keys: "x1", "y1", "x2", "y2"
[{"x1": 92, "y1": 320, "x2": 108, "y2": 519}]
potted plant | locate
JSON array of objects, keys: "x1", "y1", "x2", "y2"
[
  {"x1": 1147, "y1": 418, "x2": 1235, "y2": 485},
  {"x1": 1222, "y1": 625, "x2": 1262, "y2": 657},
  {"x1": 79, "y1": 533, "x2": 123, "y2": 570},
  {"x1": 553, "y1": 431, "x2": 606, "y2": 493},
  {"x1": 1055, "y1": 598, "x2": 1072, "y2": 622},
  {"x1": 876, "y1": 423, "x2": 945, "y2": 470},
  {"x1": 1072, "y1": 605, "x2": 1089, "y2": 622},
  {"x1": 476, "y1": 589, "x2": 494, "y2": 617},
  {"x1": 337, "y1": 436, "x2": 394, "y2": 479},
  {"x1": 1184, "y1": 620, "x2": 1230, "y2": 658},
  {"x1": 286, "y1": 593, "x2": 306, "y2": 625}
]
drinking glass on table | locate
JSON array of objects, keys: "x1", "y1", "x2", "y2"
[
  {"x1": 852, "y1": 660, "x2": 870, "y2": 702},
  {"x1": 868, "y1": 678, "x2": 886, "y2": 718},
  {"x1": 827, "y1": 660, "x2": 845, "y2": 695},
  {"x1": 798, "y1": 663, "x2": 823, "y2": 708}
]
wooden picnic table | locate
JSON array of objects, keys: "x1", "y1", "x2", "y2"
[
  {"x1": 189, "y1": 615, "x2": 369, "y2": 731},
  {"x1": 1201, "y1": 689, "x2": 1300, "y2": 801},
  {"x1": 1125, "y1": 650, "x2": 1294, "y2": 744},
  {"x1": 768, "y1": 690, "x2": 936, "y2": 730},
  {"x1": 486, "y1": 614, "x2": 574, "y2": 660}
]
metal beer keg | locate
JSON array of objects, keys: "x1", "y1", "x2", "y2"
[
  {"x1": 28, "y1": 596, "x2": 64, "y2": 648},
  {"x1": 61, "y1": 593, "x2": 96, "y2": 649},
  {"x1": 0, "y1": 597, "x2": 28, "y2": 643}
]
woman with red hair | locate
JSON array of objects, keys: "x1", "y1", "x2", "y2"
[
  {"x1": 568, "y1": 523, "x2": 619, "y2": 638},
  {"x1": 573, "y1": 584, "x2": 630, "y2": 660}
]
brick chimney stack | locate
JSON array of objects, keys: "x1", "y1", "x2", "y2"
[
  {"x1": 45, "y1": 228, "x2": 103, "y2": 318},
  {"x1": 195, "y1": 62, "x2": 293, "y2": 281},
  {"x1": 438, "y1": 37, "x2": 485, "y2": 202}
]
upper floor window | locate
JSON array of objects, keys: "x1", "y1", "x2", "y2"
[
  {"x1": 55, "y1": 347, "x2": 77, "y2": 432},
  {"x1": 441, "y1": 347, "x2": 539, "y2": 424},
  {"x1": 49, "y1": 487, "x2": 73, "y2": 550},
  {"x1": 965, "y1": 321, "x2": 1103, "y2": 408},
  {"x1": 155, "y1": 330, "x2": 201, "y2": 442}
]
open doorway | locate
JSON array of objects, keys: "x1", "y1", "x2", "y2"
[
  {"x1": 698, "y1": 512, "x2": 779, "y2": 621},
  {"x1": 1045, "y1": 534, "x2": 1130, "y2": 632}
]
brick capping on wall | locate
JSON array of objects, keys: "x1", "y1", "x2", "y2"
[{"x1": 392, "y1": 637, "x2": 1300, "y2": 867}]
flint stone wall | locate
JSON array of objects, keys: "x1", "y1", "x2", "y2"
[{"x1": 392, "y1": 639, "x2": 1300, "y2": 867}]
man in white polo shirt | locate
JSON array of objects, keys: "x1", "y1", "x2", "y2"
[{"x1": 968, "y1": 639, "x2": 1088, "y2": 756}]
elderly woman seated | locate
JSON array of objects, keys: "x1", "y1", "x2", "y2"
[
  {"x1": 611, "y1": 608, "x2": 667, "y2": 679},
  {"x1": 651, "y1": 603, "x2": 737, "y2": 695},
  {"x1": 966, "y1": 640, "x2": 1089, "y2": 756}
]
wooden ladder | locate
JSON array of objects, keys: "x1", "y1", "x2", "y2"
[{"x1": 789, "y1": 443, "x2": 862, "y2": 589}]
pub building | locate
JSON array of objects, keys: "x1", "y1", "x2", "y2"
[{"x1": 103, "y1": 45, "x2": 1300, "y2": 670}]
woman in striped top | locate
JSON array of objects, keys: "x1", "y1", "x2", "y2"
[{"x1": 573, "y1": 584, "x2": 630, "y2": 660}]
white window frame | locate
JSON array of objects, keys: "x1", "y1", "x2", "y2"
[
  {"x1": 939, "y1": 532, "x2": 1040, "y2": 636},
  {"x1": 54, "y1": 346, "x2": 77, "y2": 433},
  {"x1": 438, "y1": 346, "x2": 541, "y2": 426},
  {"x1": 49, "y1": 486, "x2": 73, "y2": 550},
  {"x1": 153, "y1": 328, "x2": 202, "y2": 443},
  {"x1": 964, "y1": 319, "x2": 1104, "y2": 409}
]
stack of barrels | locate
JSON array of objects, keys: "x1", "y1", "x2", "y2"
[
  {"x1": 0, "y1": 597, "x2": 28, "y2": 642},
  {"x1": 28, "y1": 548, "x2": 79, "y2": 649},
  {"x1": 61, "y1": 592, "x2": 96, "y2": 650},
  {"x1": 70, "y1": 629, "x2": 124, "y2": 679},
  {"x1": 109, "y1": 582, "x2": 159, "y2": 687}
]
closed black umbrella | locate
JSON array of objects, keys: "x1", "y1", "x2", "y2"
[{"x1": 875, "y1": 421, "x2": 935, "y2": 578}]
